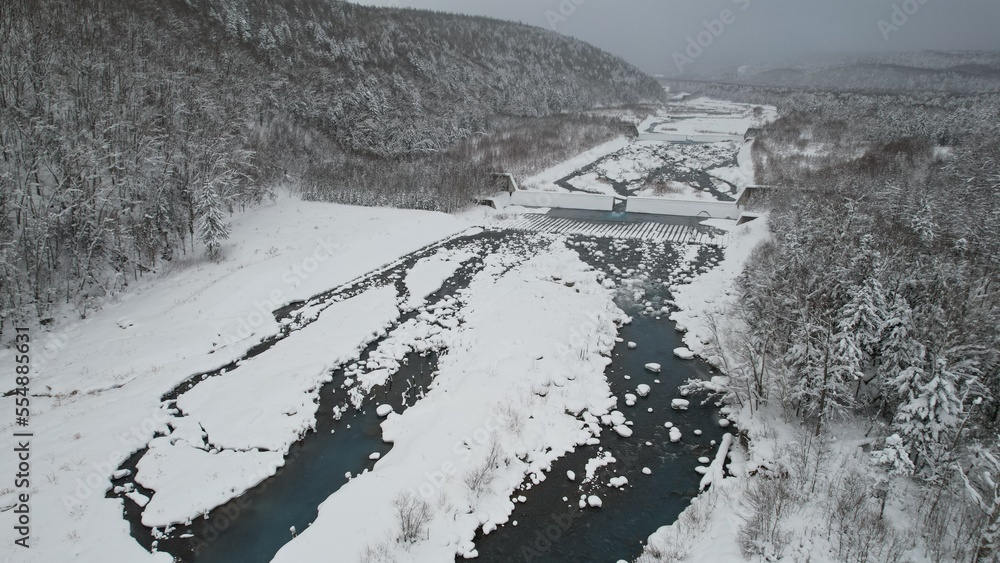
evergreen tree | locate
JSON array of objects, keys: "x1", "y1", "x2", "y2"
[{"x1": 196, "y1": 187, "x2": 230, "y2": 259}]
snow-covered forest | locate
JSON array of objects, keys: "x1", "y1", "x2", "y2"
[
  {"x1": 640, "y1": 82, "x2": 1000, "y2": 561},
  {"x1": 0, "y1": 0, "x2": 660, "y2": 333}
]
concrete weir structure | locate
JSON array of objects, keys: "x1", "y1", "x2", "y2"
[
  {"x1": 626, "y1": 197, "x2": 739, "y2": 219},
  {"x1": 502, "y1": 190, "x2": 741, "y2": 220},
  {"x1": 509, "y1": 190, "x2": 615, "y2": 211}
]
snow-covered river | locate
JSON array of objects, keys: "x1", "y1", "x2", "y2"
[{"x1": 111, "y1": 226, "x2": 730, "y2": 563}]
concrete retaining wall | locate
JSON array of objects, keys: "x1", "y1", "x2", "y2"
[
  {"x1": 510, "y1": 191, "x2": 615, "y2": 211},
  {"x1": 626, "y1": 197, "x2": 739, "y2": 219}
]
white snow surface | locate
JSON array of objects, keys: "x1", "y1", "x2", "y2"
[
  {"x1": 177, "y1": 286, "x2": 400, "y2": 453},
  {"x1": 271, "y1": 241, "x2": 627, "y2": 562},
  {"x1": 135, "y1": 442, "x2": 284, "y2": 527},
  {"x1": 403, "y1": 248, "x2": 475, "y2": 310}
]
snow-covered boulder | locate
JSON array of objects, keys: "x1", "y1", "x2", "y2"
[
  {"x1": 375, "y1": 404, "x2": 393, "y2": 417},
  {"x1": 671, "y1": 399, "x2": 690, "y2": 410},
  {"x1": 614, "y1": 425, "x2": 633, "y2": 438},
  {"x1": 636, "y1": 384, "x2": 651, "y2": 397},
  {"x1": 644, "y1": 363, "x2": 661, "y2": 373},
  {"x1": 673, "y1": 347, "x2": 695, "y2": 360}
]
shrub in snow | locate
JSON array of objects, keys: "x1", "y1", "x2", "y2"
[
  {"x1": 737, "y1": 478, "x2": 795, "y2": 559},
  {"x1": 464, "y1": 436, "x2": 505, "y2": 501},
  {"x1": 393, "y1": 492, "x2": 432, "y2": 544},
  {"x1": 361, "y1": 541, "x2": 395, "y2": 563}
]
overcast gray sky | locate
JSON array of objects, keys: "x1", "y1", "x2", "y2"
[{"x1": 349, "y1": 0, "x2": 1000, "y2": 74}]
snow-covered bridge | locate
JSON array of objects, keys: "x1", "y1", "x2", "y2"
[{"x1": 496, "y1": 214, "x2": 730, "y2": 246}]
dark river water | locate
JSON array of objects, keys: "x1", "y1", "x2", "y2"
[{"x1": 110, "y1": 224, "x2": 729, "y2": 563}]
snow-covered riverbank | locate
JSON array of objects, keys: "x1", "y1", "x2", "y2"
[{"x1": 0, "y1": 193, "x2": 469, "y2": 563}]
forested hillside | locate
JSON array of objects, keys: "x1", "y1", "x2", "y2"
[
  {"x1": 0, "y1": 0, "x2": 662, "y2": 333},
  {"x1": 681, "y1": 83, "x2": 1000, "y2": 560}
]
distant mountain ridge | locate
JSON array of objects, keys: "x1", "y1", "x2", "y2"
[
  {"x1": 670, "y1": 51, "x2": 1000, "y2": 93},
  {"x1": 177, "y1": 0, "x2": 664, "y2": 155}
]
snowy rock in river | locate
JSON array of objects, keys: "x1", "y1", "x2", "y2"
[
  {"x1": 587, "y1": 495, "x2": 603, "y2": 508},
  {"x1": 673, "y1": 347, "x2": 695, "y2": 360},
  {"x1": 636, "y1": 384, "x2": 651, "y2": 397},
  {"x1": 669, "y1": 427, "x2": 682, "y2": 443},
  {"x1": 567, "y1": 470, "x2": 576, "y2": 481},
  {"x1": 614, "y1": 425, "x2": 633, "y2": 438},
  {"x1": 671, "y1": 399, "x2": 690, "y2": 410},
  {"x1": 627, "y1": 342, "x2": 637, "y2": 349},
  {"x1": 644, "y1": 363, "x2": 661, "y2": 373},
  {"x1": 375, "y1": 404, "x2": 393, "y2": 417}
]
